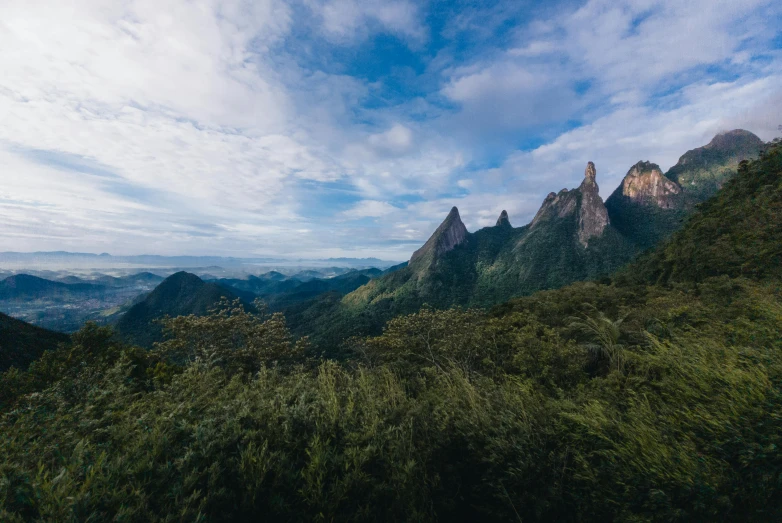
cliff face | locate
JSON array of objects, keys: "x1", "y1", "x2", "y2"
[
  {"x1": 409, "y1": 206, "x2": 468, "y2": 269},
  {"x1": 531, "y1": 162, "x2": 609, "y2": 247},
  {"x1": 615, "y1": 161, "x2": 682, "y2": 209}
]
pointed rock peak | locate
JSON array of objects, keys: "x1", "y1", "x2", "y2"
[
  {"x1": 580, "y1": 162, "x2": 599, "y2": 191},
  {"x1": 585, "y1": 161, "x2": 596, "y2": 181},
  {"x1": 410, "y1": 206, "x2": 469, "y2": 265},
  {"x1": 496, "y1": 210, "x2": 511, "y2": 227}
]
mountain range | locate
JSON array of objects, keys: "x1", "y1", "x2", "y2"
[
  {"x1": 280, "y1": 130, "x2": 765, "y2": 347},
  {"x1": 0, "y1": 129, "x2": 767, "y2": 355}
]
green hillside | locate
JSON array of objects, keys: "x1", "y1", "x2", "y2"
[
  {"x1": 624, "y1": 138, "x2": 782, "y2": 284},
  {"x1": 115, "y1": 271, "x2": 249, "y2": 348},
  {"x1": 606, "y1": 130, "x2": 763, "y2": 249}
]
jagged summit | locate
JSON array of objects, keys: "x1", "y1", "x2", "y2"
[
  {"x1": 410, "y1": 206, "x2": 468, "y2": 266},
  {"x1": 609, "y1": 161, "x2": 682, "y2": 209},
  {"x1": 577, "y1": 161, "x2": 610, "y2": 246},
  {"x1": 496, "y1": 210, "x2": 511, "y2": 227},
  {"x1": 529, "y1": 162, "x2": 609, "y2": 247}
]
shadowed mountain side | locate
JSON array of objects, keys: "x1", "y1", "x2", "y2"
[
  {"x1": 115, "y1": 271, "x2": 250, "y2": 348},
  {"x1": 0, "y1": 312, "x2": 69, "y2": 371},
  {"x1": 284, "y1": 162, "x2": 636, "y2": 352},
  {"x1": 283, "y1": 130, "x2": 767, "y2": 353}
]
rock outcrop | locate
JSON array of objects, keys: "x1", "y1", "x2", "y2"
[
  {"x1": 530, "y1": 162, "x2": 609, "y2": 247},
  {"x1": 614, "y1": 161, "x2": 682, "y2": 209},
  {"x1": 577, "y1": 162, "x2": 610, "y2": 246},
  {"x1": 530, "y1": 189, "x2": 578, "y2": 227},
  {"x1": 410, "y1": 206, "x2": 469, "y2": 266},
  {"x1": 495, "y1": 210, "x2": 511, "y2": 227}
]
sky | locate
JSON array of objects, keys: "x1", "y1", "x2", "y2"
[{"x1": 1, "y1": 0, "x2": 781, "y2": 261}]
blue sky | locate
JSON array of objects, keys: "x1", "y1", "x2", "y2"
[{"x1": 1, "y1": 0, "x2": 781, "y2": 260}]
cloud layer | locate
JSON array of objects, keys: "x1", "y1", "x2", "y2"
[{"x1": 1, "y1": 0, "x2": 780, "y2": 259}]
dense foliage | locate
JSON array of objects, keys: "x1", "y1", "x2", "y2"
[{"x1": 1, "y1": 141, "x2": 780, "y2": 521}]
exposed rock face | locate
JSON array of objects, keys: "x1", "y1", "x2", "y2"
[
  {"x1": 577, "y1": 161, "x2": 610, "y2": 246},
  {"x1": 618, "y1": 161, "x2": 681, "y2": 209},
  {"x1": 410, "y1": 206, "x2": 469, "y2": 266},
  {"x1": 530, "y1": 162, "x2": 609, "y2": 247},
  {"x1": 495, "y1": 210, "x2": 511, "y2": 227},
  {"x1": 530, "y1": 189, "x2": 578, "y2": 227}
]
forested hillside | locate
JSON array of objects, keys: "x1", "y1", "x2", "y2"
[
  {"x1": 1, "y1": 140, "x2": 780, "y2": 521},
  {"x1": 0, "y1": 312, "x2": 68, "y2": 371}
]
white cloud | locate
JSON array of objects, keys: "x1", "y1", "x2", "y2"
[
  {"x1": 493, "y1": 74, "x2": 782, "y2": 225},
  {"x1": 367, "y1": 124, "x2": 414, "y2": 156},
  {"x1": 342, "y1": 200, "x2": 398, "y2": 218},
  {"x1": 310, "y1": 0, "x2": 426, "y2": 45}
]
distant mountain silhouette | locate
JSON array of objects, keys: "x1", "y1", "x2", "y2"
[{"x1": 0, "y1": 274, "x2": 107, "y2": 300}]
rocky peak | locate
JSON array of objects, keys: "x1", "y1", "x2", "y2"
[
  {"x1": 530, "y1": 162, "x2": 609, "y2": 247},
  {"x1": 577, "y1": 161, "x2": 610, "y2": 246},
  {"x1": 410, "y1": 206, "x2": 469, "y2": 266},
  {"x1": 583, "y1": 161, "x2": 597, "y2": 184},
  {"x1": 615, "y1": 161, "x2": 682, "y2": 209},
  {"x1": 495, "y1": 210, "x2": 511, "y2": 227},
  {"x1": 530, "y1": 189, "x2": 578, "y2": 227}
]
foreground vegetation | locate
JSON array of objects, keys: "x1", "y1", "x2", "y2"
[{"x1": 0, "y1": 142, "x2": 780, "y2": 521}]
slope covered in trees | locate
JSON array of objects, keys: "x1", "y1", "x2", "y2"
[
  {"x1": 1, "y1": 141, "x2": 780, "y2": 521},
  {"x1": 0, "y1": 312, "x2": 69, "y2": 371},
  {"x1": 114, "y1": 271, "x2": 252, "y2": 348}
]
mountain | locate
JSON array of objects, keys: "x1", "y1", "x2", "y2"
[
  {"x1": 264, "y1": 269, "x2": 383, "y2": 310},
  {"x1": 115, "y1": 271, "x2": 247, "y2": 348},
  {"x1": 0, "y1": 312, "x2": 69, "y2": 371},
  {"x1": 409, "y1": 206, "x2": 469, "y2": 271},
  {"x1": 213, "y1": 276, "x2": 302, "y2": 296},
  {"x1": 606, "y1": 130, "x2": 763, "y2": 249},
  {"x1": 0, "y1": 274, "x2": 108, "y2": 300},
  {"x1": 284, "y1": 131, "x2": 766, "y2": 351},
  {"x1": 666, "y1": 129, "x2": 764, "y2": 200},
  {"x1": 623, "y1": 138, "x2": 781, "y2": 284},
  {"x1": 286, "y1": 161, "x2": 637, "y2": 349}
]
